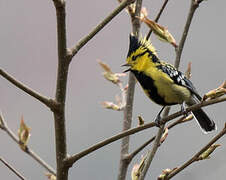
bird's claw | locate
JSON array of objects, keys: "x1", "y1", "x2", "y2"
[
  {"x1": 181, "y1": 102, "x2": 188, "y2": 117},
  {"x1": 154, "y1": 114, "x2": 161, "y2": 127}
]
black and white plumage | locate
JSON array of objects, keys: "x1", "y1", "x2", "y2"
[{"x1": 125, "y1": 34, "x2": 216, "y2": 133}]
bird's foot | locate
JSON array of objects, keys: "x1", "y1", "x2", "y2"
[
  {"x1": 154, "y1": 114, "x2": 161, "y2": 127},
  {"x1": 154, "y1": 106, "x2": 165, "y2": 127},
  {"x1": 181, "y1": 102, "x2": 188, "y2": 117}
]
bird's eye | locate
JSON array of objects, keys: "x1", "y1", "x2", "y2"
[{"x1": 132, "y1": 56, "x2": 136, "y2": 61}]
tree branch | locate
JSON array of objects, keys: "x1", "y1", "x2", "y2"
[
  {"x1": 0, "y1": 113, "x2": 56, "y2": 175},
  {"x1": 64, "y1": 96, "x2": 226, "y2": 167},
  {"x1": 146, "y1": 0, "x2": 169, "y2": 40},
  {"x1": 174, "y1": 0, "x2": 203, "y2": 68},
  {"x1": 139, "y1": 125, "x2": 165, "y2": 180},
  {"x1": 126, "y1": 116, "x2": 189, "y2": 161},
  {"x1": 117, "y1": 0, "x2": 143, "y2": 179},
  {"x1": 118, "y1": 73, "x2": 137, "y2": 179},
  {"x1": 138, "y1": 106, "x2": 169, "y2": 179},
  {"x1": 0, "y1": 157, "x2": 26, "y2": 180},
  {"x1": 166, "y1": 123, "x2": 226, "y2": 179},
  {"x1": 52, "y1": 0, "x2": 69, "y2": 179},
  {"x1": 0, "y1": 69, "x2": 57, "y2": 110},
  {"x1": 68, "y1": 0, "x2": 135, "y2": 61}
]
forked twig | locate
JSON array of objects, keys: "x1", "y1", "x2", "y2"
[
  {"x1": 0, "y1": 113, "x2": 56, "y2": 175},
  {"x1": 166, "y1": 123, "x2": 226, "y2": 179}
]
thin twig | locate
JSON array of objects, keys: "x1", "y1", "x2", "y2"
[
  {"x1": 128, "y1": 137, "x2": 155, "y2": 161},
  {"x1": 0, "y1": 157, "x2": 26, "y2": 180},
  {"x1": 64, "y1": 96, "x2": 226, "y2": 166},
  {"x1": 153, "y1": 0, "x2": 169, "y2": 25},
  {"x1": 174, "y1": 0, "x2": 201, "y2": 68},
  {"x1": 0, "y1": 69, "x2": 56, "y2": 110},
  {"x1": 138, "y1": 125, "x2": 165, "y2": 180},
  {"x1": 146, "y1": 0, "x2": 169, "y2": 40},
  {"x1": 166, "y1": 123, "x2": 226, "y2": 179},
  {"x1": 117, "y1": 0, "x2": 143, "y2": 179},
  {"x1": 0, "y1": 113, "x2": 56, "y2": 175},
  {"x1": 68, "y1": 0, "x2": 135, "y2": 61},
  {"x1": 138, "y1": 106, "x2": 170, "y2": 179},
  {"x1": 127, "y1": 116, "x2": 188, "y2": 160}
]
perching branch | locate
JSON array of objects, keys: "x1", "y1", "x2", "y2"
[
  {"x1": 0, "y1": 69, "x2": 57, "y2": 110},
  {"x1": 0, "y1": 113, "x2": 56, "y2": 175},
  {"x1": 68, "y1": 0, "x2": 135, "y2": 61},
  {"x1": 166, "y1": 123, "x2": 226, "y2": 179},
  {"x1": 126, "y1": 115, "x2": 192, "y2": 161},
  {"x1": 0, "y1": 157, "x2": 26, "y2": 180},
  {"x1": 64, "y1": 96, "x2": 226, "y2": 167}
]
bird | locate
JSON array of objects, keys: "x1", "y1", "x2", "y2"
[{"x1": 122, "y1": 34, "x2": 216, "y2": 133}]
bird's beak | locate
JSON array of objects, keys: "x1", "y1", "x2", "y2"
[
  {"x1": 121, "y1": 63, "x2": 130, "y2": 67},
  {"x1": 121, "y1": 63, "x2": 131, "y2": 73}
]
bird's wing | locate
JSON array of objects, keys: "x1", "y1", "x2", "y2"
[{"x1": 156, "y1": 62, "x2": 202, "y2": 100}]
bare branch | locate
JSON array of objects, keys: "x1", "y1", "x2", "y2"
[
  {"x1": 0, "y1": 69, "x2": 57, "y2": 110},
  {"x1": 0, "y1": 113, "x2": 56, "y2": 175},
  {"x1": 146, "y1": 0, "x2": 169, "y2": 40},
  {"x1": 138, "y1": 125, "x2": 165, "y2": 180},
  {"x1": 65, "y1": 96, "x2": 226, "y2": 167},
  {"x1": 138, "y1": 106, "x2": 170, "y2": 179},
  {"x1": 128, "y1": 136, "x2": 156, "y2": 161},
  {"x1": 68, "y1": 0, "x2": 135, "y2": 61},
  {"x1": 117, "y1": 0, "x2": 143, "y2": 179},
  {"x1": 0, "y1": 157, "x2": 26, "y2": 180},
  {"x1": 166, "y1": 123, "x2": 226, "y2": 179},
  {"x1": 174, "y1": 0, "x2": 204, "y2": 68},
  {"x1": 126, "y1": 114, "x2": 190, "y2": 161},
  {"x1": 52, "y1": 0, "x2": 69, "y2": 179},
  {"x1": 118, "y1": 73, "x2": 137, "y2": 180}
]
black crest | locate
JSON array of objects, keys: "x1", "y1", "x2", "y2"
[{"x1": 127, "y1": 34, "x2": 140, "y2": 57}]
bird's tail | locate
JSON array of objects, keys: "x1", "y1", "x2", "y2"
[
  {"x1": 192, "y1": 108, "x2": 216, "y2": 133},
  {"x1": 187, "y1": 95, "x2": 216, "y2": 133}
]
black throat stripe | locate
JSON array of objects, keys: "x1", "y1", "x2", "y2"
[{"x1": 131, "y1": 70, "x2": 176, "y2": 106}]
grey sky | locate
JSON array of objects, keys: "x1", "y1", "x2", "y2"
[{"x1": 0, "y1": 0, "x2": 226, "y2": 179}]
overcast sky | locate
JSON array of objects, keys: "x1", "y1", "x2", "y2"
[{"x1": 0, "y1": 0, "x2": 226, "y2": 179}]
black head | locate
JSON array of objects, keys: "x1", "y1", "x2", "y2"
[{"x1": 127, "y1": 34, "x2": 141, "y2": 58}]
